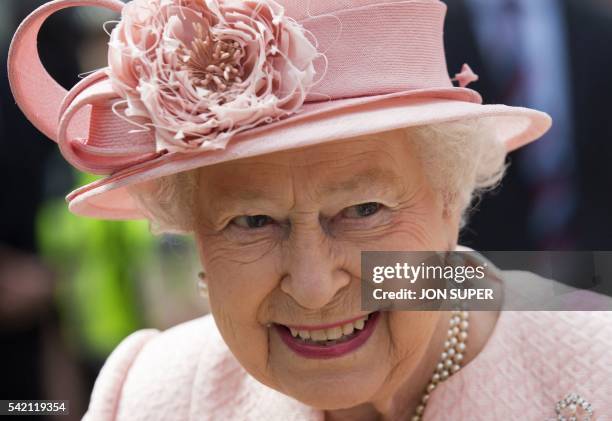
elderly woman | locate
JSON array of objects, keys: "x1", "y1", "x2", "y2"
[{"x1": 8, "y1": 0, "x2": 612, "y2": 419}]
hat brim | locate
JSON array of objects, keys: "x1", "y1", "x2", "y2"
[{"x1": 67, "y1": 92, "x2": 551, "y2": 219}]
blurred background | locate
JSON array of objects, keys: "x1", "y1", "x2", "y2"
[
  {"x1": 446, "y1": 0, "x2": 612, "y2": 251},
  {"x1": 0, "y1": 0, "x2": 611, "y2": 419}
]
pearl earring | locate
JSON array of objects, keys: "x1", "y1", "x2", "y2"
[{"x1": 197, "y1": 271, "x2": 208, "y2": 298}]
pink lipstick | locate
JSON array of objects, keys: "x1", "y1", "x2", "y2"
[{"x1": 275, "y1": 311, "x2": 380, "y2": 359}]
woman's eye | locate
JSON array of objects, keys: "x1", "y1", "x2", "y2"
[
  {"x1": 341, "y1": 202, "x2": 382, "y2": 219},
  {"x1": 231, "y1": 215, "x2": 274, "y2": 229}
]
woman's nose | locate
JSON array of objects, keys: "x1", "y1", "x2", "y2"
[{"x1": 279, "y1": 223, "x2": 351, "y2": 310}]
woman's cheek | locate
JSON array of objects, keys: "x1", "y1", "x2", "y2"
[
  {"x1": 390, "y1": 218, "x2": 437, "y2": 248},
  {"x1": 198, "y1": 232, "x2": 280, "y2": 331},
  {"x1": 387, "y1": 200, "x2": 451, "y2": 248},
  {"x1": 201, "y1": 243, "x2": 281, "y2": 382},
  {"x1": 204, "y1": 242, "x2": 280, "y2": 313}
]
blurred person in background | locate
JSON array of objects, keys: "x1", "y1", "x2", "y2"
[
  {"x1": 445, "y1": 0, "x2": 612, "y2": 250},
  {"x1": 0, "y1": 2, "x2": 85, "y2": 419},
  {"x1": 1, "y1": 2, "x2": 208, "y2": 418}
]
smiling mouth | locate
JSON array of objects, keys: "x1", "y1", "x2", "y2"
[{"x1": 274, "y1": 311, "x2": 381, "y2": 358}]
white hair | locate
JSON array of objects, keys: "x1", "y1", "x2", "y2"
[{"x1": 127, "y1": 118, "x2": 507, "y2": 235}]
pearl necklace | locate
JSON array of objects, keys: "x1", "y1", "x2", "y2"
[{"x1": 410, "y1": 310, "x2": 470, "y2": 421}]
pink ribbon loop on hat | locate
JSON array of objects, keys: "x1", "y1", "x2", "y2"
[
  {"x1": 8, "y1": 0, "x2": 159, "y2": 174},
  {"x1": 57, "y1": 69, "x2": 158, "y2": 173}
]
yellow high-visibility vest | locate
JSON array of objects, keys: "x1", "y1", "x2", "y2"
[{"x1": 36, "y1": 172, "x2": 152, "y2": 359}]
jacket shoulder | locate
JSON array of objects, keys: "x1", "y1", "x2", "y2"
[
  {"x1": 83, "y1": 315, "x2": 221, "y2": 421},
  {"x1": 82, "y1": 328, "x2": 160, "y2": 421}
]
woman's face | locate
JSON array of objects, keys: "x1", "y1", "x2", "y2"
[{"x1": 194, "y1": 131, "x2": 461, "y2": 410}]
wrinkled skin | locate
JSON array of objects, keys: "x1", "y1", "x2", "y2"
[{"x1": 194, "y1": 130, "x2": 493, "y2": 420}]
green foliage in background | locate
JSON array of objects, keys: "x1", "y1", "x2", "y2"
[{"x1": 36, "y1": 173, "x2": 154, "y2": 359}]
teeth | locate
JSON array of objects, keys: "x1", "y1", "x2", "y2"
[
  {"x1": 287, "y1": 314, "x2": 372, "y2": 343},
  {"x1": 325, "y1": 327, "x2": 343, "y2": 340},
  {"x1": 311, "y1": 329, "x2": 327, "y2": 341},
  {"x1": 342, "y1": 323, "x2": 355, "y2": 336}
]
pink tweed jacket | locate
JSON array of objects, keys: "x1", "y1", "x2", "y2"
[{"x1": 83, "y1": 309, "x2": 612, "y2": 420}]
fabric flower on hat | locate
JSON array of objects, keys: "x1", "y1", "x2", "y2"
[{"x1": 107, "y1": 0, "x2": 319, "y2": 152}]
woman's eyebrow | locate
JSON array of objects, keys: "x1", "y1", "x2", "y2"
[
  {"x1": 208, "y1": 168, "x2": 402, "y2": 209},
  {"x1": 212, "y1": 187, "x2": 278, "y2": 204},
  {"x1": 318, "y1": 168, "x2": 402, "y2": 196}
]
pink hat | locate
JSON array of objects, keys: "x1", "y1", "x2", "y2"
[{"x1": 8, "y1": 0, "x2": 551, "y2": 220}]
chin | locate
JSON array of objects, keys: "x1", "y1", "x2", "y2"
[
  {"x1": 268, "y1": 352, "x2": 390, "y2": 410},
  {"x1": 279, "y1": 373, "x2": 382, "y2": 410}
]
